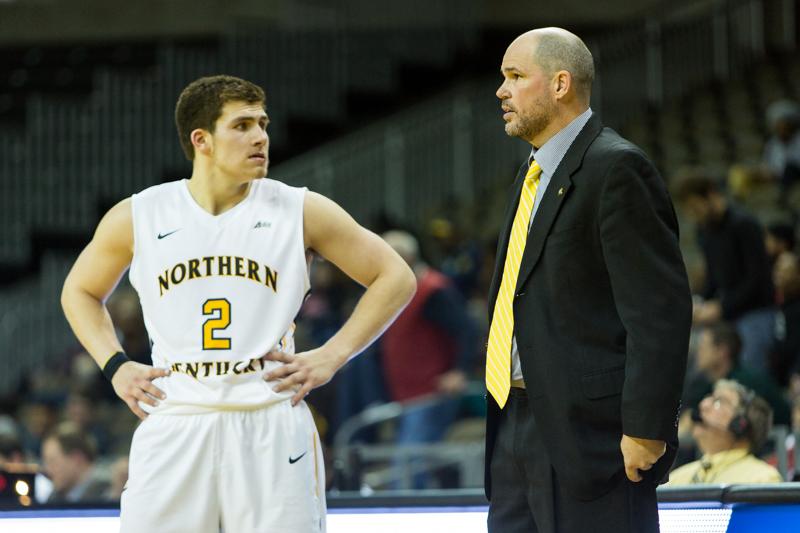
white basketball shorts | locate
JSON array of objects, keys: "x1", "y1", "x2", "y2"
[{"x1": 120, "y1": 400, "x2": 326, "y2": 533}]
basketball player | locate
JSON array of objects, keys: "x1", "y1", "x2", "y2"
[{"x1": 61, "y1": 75, "x2": 416, "y2": 532}]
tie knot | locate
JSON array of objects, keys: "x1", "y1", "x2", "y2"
[{"x1": 525, "y1": 160, "x2": 541, "y2": 183}]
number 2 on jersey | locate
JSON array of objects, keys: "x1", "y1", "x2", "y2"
[{"x1": 202, "y1": 298, "x2": 232, "y2": 350}]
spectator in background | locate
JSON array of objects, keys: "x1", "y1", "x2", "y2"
[
  {"x1": 299, "y1": 259, "x2": 349, "y2": 348},
  {"x1": 106, "y1": 287, "x2": 151, "y2": 365},
  {"x1": 0, "y1": 433, "x2": 25, "y2": 465},
  {"x1": 69, "y1": 351, "x2": 105, "y2": 391},
  {"x1": 72, "y1": 288, "x2": 153, "y2": 404},
  {"x1": 766, "y1": 223, "x2": 796, "y2": 266},
  {"x1": 41, "y1": 422, "x2": 109, "y2": 503},
  {"x1": 668, "y1": 380, "x2": 781, "y2": 484},
  {"x1": 683, "y1": 322, "x2": 790, "y2": 427},
  {"x1": 381, "y1": 230, "x2": 479, "y2": 488},
  {"x1": 675, "y1": 171, "x2": 776, "y2": 372},
  {"x1": 730, "y1": 101, "x2": 800, "y2": 198},
  {"x1": 763, "y1": 99, "x2": 800, "y2": 192},
  {"x1": 771, "y1": 252, "x2": 800, "y2": 388},
  {"x1": 766, "y1": 394, "x2": 800, "y2": 481},
  {"x1": 17, "y1": 398, "x2": 58, "y2": 458},
  {"x1": 0, "y1": 414, "x2": 21, "y2": 443},
  {"x1": 428, "y1": 217, "x2": 483, "y2": 299},
  {"x1": 64, "y1": 388, "x2": 111, "y2": 456}
]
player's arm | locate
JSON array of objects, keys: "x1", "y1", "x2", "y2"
[
  {"x1": 264, "y1": 191, "x2": 416, "y2": 405},
  {"x1": 61, "y1": 199, "x2": 168, "y2": 420}
]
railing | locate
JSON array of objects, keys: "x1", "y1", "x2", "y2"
[
  {"x1": 332, "y1": 383, "x2": 486, "y2": 491},
  {"x1": 336, "y1": 441, "x2": 485, "y2": 492}
]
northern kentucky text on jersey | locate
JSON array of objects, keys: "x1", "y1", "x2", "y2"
[
  {"x1": 158, "y1": 255, "x2": 279, "y2": 296},
  {"x1": 169, "y1": 357, "x2": 267, "y2": 379}
]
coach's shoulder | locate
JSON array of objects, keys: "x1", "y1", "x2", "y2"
[
  {"x1": 588, "y1": 131, "x2": 658, "y2": 180},
  {"x1": 591, "y1": 128, "x2": 650, "y2": 160}
]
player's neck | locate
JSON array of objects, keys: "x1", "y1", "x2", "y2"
[{"x1": 187, "y1": 170, "x2": 253, "y2": 216}]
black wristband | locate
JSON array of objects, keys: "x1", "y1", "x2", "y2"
[{"x1": 102, "y1": 351, "x2": 130, "y2": 382}]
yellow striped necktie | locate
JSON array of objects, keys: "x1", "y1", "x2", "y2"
[{"x1": 486, "y1": 160, "x2": 542, "y2": 408}]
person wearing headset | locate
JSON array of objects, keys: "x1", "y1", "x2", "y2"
[{"x1": 667, "y1": 379, "x2": 782, "y2": 484}]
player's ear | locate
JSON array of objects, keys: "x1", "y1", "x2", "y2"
[{"x1": 191, "y1": 128, "x2": 212, "y2": 156}]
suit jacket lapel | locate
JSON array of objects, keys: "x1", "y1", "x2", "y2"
[{"x1": 514, "y1": 114, "x2": 604, "y2": 293}]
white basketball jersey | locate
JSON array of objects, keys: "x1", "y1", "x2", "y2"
[{"x1": 129, "y1": 178, "x2": 310, "y2": 414}]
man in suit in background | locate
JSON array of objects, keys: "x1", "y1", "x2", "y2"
[
  {"x1": 41, "y1": 423, "x2": 109, "y2": 503},
  {"x1": 485, "y1": 28, "x2": 692, "y2": 532}
]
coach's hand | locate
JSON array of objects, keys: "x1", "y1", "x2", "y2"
[
  {"x1": 262, "y1": 349, "x2": 341, "y2": 406},
  {"x1": 111, "y1": 362, "x2": 170, "y2": 420},
  {"x1": 620, "y1": 434, "x2": 666, "y2": 482}
]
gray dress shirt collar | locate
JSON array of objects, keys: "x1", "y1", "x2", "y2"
[
  {"x1": 530, "y1": 107, "x2": 593, "y2": 176},
  {"x1": 525, "y1": 107, "x2": 593, "y2": 227}
]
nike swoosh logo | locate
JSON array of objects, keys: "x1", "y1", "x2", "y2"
[
  {"x1": 288, "y1": 452, "x2": 307, "y2": 464},
  {"x1": 157, "y1": 229, "x2": 181, "y2": 240}
]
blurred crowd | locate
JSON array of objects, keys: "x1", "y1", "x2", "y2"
[
  {"x1": 3, "y1": 97, "x2": 800, "y2": 503},
  {"x1": 669, "y1": 98, "x2": 800, "y2": 485}
]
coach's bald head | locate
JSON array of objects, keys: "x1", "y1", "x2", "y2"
[{"x1": 523, "y1": 28, "x2": 594, "y2": 104}]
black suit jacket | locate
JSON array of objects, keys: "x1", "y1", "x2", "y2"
[{"x1": 485, "y1": 114, "x2": 692, "y2": 501}]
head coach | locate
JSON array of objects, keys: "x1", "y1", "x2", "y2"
[{"x1": 484, "y1": 27, "x2": 692, "y2": 533}]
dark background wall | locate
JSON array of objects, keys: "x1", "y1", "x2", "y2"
[{"x1": 0, "y1": 0, "x2": 705, "y2": 44}]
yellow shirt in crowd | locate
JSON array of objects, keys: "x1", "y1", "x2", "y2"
[{"x1": 667, "y1": 448, "x2": 783, "y2": 485}]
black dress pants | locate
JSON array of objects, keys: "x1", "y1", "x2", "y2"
[{"x1": 487, "y1": 387, "x2": 660, "y2": 533}]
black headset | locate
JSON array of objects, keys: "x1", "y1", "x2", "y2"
[{"x1": 727, "y1": 387, "x2": 756, "y2": 439}]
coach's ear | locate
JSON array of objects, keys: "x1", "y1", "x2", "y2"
[{"x1": 191, "y1": 128, "x2": 212, "y2": 156}]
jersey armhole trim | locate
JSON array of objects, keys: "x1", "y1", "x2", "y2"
[
  {"x1": 298, "y1": 186, "x2": 311, "y2": 294},
  {"x1": 128, "y1": 193, "x2": 140, "y2": 289}
]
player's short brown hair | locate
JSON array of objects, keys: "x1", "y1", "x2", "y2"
[{"x1": 175, "y1": 75, "x2": 266, "y2": 160}]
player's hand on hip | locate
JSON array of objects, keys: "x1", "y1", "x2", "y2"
[
  {"x1": 620, "y1": 434, "x2": 666, "y2": 482},
  {"x1": 262, "y1": 349, "x2": 339, "y2": 406},
  {"x1": 111, "y1": 361, "x2": 170, "y2": 420}
]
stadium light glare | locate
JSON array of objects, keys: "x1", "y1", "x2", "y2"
[{"x1": 13, "y1": 480, "x2": 29, "y2": 497}]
